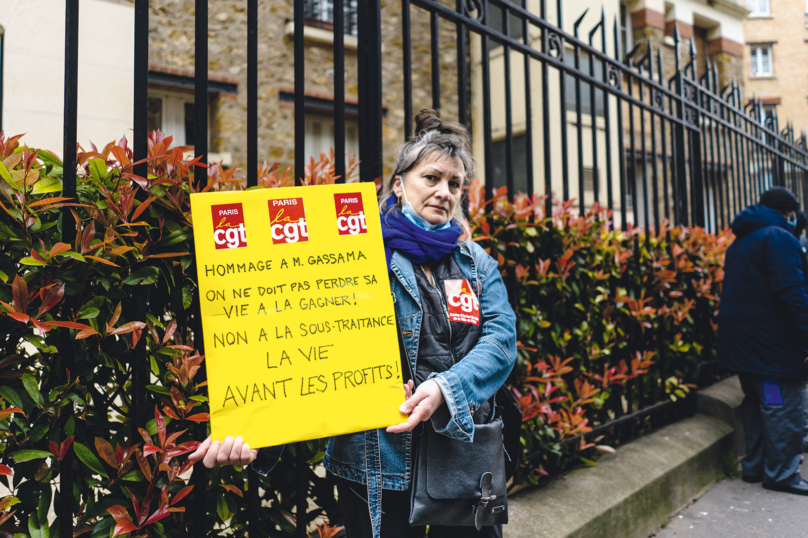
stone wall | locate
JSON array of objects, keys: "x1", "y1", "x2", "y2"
[{"x1": 146, "y1": 0, "x2": 461, "y2": 181}]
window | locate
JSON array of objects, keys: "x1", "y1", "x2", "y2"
[
  {"x1": 750, "y1": 46, "x2": 773, "y2": 76},
  {"x1": 564, "y1": 50, "x2": 605, "y2": 117},
  {"x1": 147, "y1": 90, "x2": 202, "y2": 147},
  {"x1": 304, "y1": 115, "x2": 360, "y2": 170},
  {"x1": 303, "y1": 0, "x2": 358, "y2": 36},
  {"x1": 619, "y1": 2, "x2": 633, "y2": 58},
  {"x1": 583, "y1": 168, "x2": 598, "y2": 194},
  {"x1": 748, "y1": 0, "x2": 770, "y2": 16},
  {"x1": 760, "y1": 104, "x2": 777, "y2": 127},
  {"x1": 487, "y1": 1, "x2": 525, "y2": 51},
  {"x1": 491, "y1": 134, "x2": 528, "y2": 194}
]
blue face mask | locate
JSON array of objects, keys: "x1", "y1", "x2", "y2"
[
  {"x1": 400, "y1": 188, "x2": 453, "y2": 232},
  {"x1": 787, "y1": 214, "x2": 798, "y2": 228}
]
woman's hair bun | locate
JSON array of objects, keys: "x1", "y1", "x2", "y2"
[
  {"x1": 413, "y1": 109, "x2": 470, "y2": 147},
  {"x1": 414, "y1": 109, "x2": 443, "y2": 135}
]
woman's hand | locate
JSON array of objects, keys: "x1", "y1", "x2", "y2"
[
  {"x1": 187, "y1": 435, "x2": 258, "y2": 468},
  {"x1": 386, "y1": 379, "x2": 445, "y2": 434}
]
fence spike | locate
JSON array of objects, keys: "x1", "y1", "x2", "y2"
[{"x1": 573, "y1": 7, "x2": 588, "y2": 38}]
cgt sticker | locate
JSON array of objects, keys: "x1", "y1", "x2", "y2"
[
  {"x1": 334, "y1": 192, "x2": 368, "y2": 236},
  {"x1": 268, "y1": 197, "x2": 309, "y2": 244},
  {"x1": 212, "y1": 203, "x2": 247, "y2": 250},
  {"x1": 444, "y1": 279, "x2": 480, "y2": 326}
]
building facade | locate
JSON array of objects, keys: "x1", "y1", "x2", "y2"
[{"x1": 743, "y1": 0, "x2": 808, "y2": 134}]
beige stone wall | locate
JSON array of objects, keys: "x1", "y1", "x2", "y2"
[
  {"x1": 147, "y1": 0, "x2": 460, "y2": 181},
  {"x1": 744, "y1": 0, "x2": 808, "y2": 135}
]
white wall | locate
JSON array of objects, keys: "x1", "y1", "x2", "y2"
[{"x1": 0, "y1": 0, "x2": 134, "y2": 156}]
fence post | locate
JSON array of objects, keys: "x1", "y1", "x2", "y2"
[
  {"x1": 673, "y1": 72, "x2": 690, "y2": 226},
  {"x1": 59, "y1": 2, "x2": 79, "y2": 536},
  {"x1": 357, "y1": 0, "x2": 383, "y2": 184}
]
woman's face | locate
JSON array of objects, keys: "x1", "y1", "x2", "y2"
[{"x1": 393, "y1": 153, "x2": 465, "y2": 225}]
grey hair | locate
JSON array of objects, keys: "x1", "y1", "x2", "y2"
[{"x1": 378, "y1": 109, "x2": 475, "y2": 228}]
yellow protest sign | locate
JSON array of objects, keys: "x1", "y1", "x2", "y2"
[{"x1": 190, "y1": 183, "x2": 405, "y2": 448}]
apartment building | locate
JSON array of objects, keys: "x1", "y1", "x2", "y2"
[{"x1": 743, "y1": 0, "x2": 808, "y2": 134}]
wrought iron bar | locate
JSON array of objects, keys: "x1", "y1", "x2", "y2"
[
  {"x1": 247, "y1": 0, "x2": 258, "y2": 187},
  {"x1": 334, "y1": 0, "x2": 346, "y2": 182}
]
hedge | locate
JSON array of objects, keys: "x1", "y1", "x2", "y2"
[{"x1": 0, "y1": 133, "x2": 729, "y2": 536}]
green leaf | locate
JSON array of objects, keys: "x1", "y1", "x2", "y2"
[
  {"x1": 73, "y1": 442, "x2": 109, "y2": 478},
  {"x1": 30, "y1": 424, "x2": 49, "y2": 442},
  {"x1": 120, "y1": 470, "x2": 145, "y2": 482},
  {"x1": 0, "y1": 386, "x2": 25, "y2": 409},
  {"x1": 22, "y1": 373, "x2": 45, "y2": 407},
  {"x1": 146, "y1": 384, "x2": 171, "y2": 395},
  {"x1": 0, "y1": 269, "x2": 8, "y2": 283},
  {"x1": 10, "y1": 449, "x2": 52, "y2": 462},
  {"x1": 31, "y1": 177, "x2": 63, "y2": 195},
  {"x1": 78, "y1": 307, "x2": 100, "y2": 319},
  {"x1": 56, "y1": 251, "x2": 86, "y2": 262},
  {"x1": 216, "y1": 495, "x2": 232, "y2": 522},
  {"x1": 37, "y1": 149, "x2": 63, "y2": 168},
  {"x1": 37, "y1": 484, "x2": 52, "y2": 528},
  {"x1": 87, "y1": 158, "x2": 107, "y2": 181},
  {"x1": 20, "y1": 257, "x2": 48, "y2": 266},
  {"x1": 189, "y1": 395, "x2": 208, "y2": 402},
  {"x1": 0, "y1": 160, "x2": 13, "y2": 185},
  {"x1": 122, "y1": 266, "x2": 160, "y2": 286},
  {"x1": 28, "y1": 513, "x2": 48, "y2": 538},
  {"x1": 150, "y1": 356, "x2": 160, "y2": 376}
]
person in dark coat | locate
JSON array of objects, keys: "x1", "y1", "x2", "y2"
[{"x1": 718, "y1": 186, "x2": 808, "y2": 494}]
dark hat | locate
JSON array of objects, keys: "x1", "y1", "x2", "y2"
[{"x1": 759, "y1": 187, "x2": 800, "y2": 212}]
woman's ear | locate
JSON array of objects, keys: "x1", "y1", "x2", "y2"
[{"x1": 392, "y1": 176, "x2": 403, "y2": 198}]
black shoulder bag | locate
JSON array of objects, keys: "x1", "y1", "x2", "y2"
[{"x1": 396, "y1": 319, "x2": 519, "y2": 530}]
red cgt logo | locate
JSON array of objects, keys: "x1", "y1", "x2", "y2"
[
  {"x1": 444, "y1": 279, "x2": 480, "y2": 326},
  {"x1": 334, "y1": 192, "x2": 367, "y2": 236},
  {"x1": 212, "y1": 203, "x2": 247, "y2": 250},
  {"x1": 268, "y1": 197, "x2": 309, "y2": 244}
]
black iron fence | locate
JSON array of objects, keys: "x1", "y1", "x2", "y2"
[{"x1": 45, "y1": 0, "x2": 808, "y2": 536}]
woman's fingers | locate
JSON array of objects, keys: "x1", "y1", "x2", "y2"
[
  {"x1": 229, "y1": 436, "x2": 245, "y2": 463},
  {"x1": 217, "y1": 436, "x2": 235, "y2": 465},
  {"x1": 239, "y1": 442, "x2": 254, "y2": 465},
  {"x1": 400, "y1": 386, "x2": 429, "y2": 414},
  {"x1": 188, "y1": 435, "x2": 212, "y2": 462},
  {"x1": 202, "y1": 440, "x2": 222, "y2": 468},
  {"x1": 403, "y1": 380, "x2": 414, "y2": 400}
]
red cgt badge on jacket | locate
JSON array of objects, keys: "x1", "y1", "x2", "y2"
[{"x1": 444, "y1": 279, "x2": 480, "y2": 326}]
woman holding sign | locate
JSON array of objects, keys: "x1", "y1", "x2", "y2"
[{"x1": 190, "y1": 110, "x2": 517, "y2": 538}]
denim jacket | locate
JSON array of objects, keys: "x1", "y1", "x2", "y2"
[{"x1": 254, "y1": 240, "x2": 517, "y2": 537}]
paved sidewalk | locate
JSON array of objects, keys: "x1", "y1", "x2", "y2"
[{"x1": 652, "y1": 462, "x2": 808, "y2": 537}]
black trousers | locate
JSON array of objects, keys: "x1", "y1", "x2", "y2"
[{"x1": 333, "y1": 475, "x2": 503, "y2": 538}]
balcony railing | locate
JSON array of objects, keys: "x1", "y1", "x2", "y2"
[{"x1": 302, "y1": 0, "x2": 358, "y2": 37}]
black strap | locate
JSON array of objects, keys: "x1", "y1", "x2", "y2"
[{"x1": 394, "y1": 311, "x2": 416, "y2": 386}]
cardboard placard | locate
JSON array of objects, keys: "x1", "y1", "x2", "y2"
[{"x1": 190, "y1": 183, "x2": 405, "y2": 448}]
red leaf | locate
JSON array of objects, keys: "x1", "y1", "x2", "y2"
[
  {"x1": 185, "y1": 413, "x2": 210, "y2": 423},
  {"x1": 48, "y1": 242, "x2": 71, "y2": 257},
  {"x1": 95, "y1": 437, "x2": 118, "y2": 468},
  {"x1": 131, "y1": 196, "x2": 155, "y2": 221},
  {"x1": 59, "y1": 437, "x2": 75, "y2": 460},
  {"x1": 162, "y1": 319, "x2": 177, "y2": 345},
  {"x1": 125, "y1": 488, "x2": 140, "y2": 524},
  {"x1": 38, "y1": 283, "x2": 65, "y2": 316},
  {"x1": 76, "y1": 328, "x2": 99, "y2": 340},
  {"x1": 85, "y1": 255, "x2": 120, "y2": 267},
  {"x1": 155, "y1": 408, "x2": 167, "y2": 447},
  {"x1": 6, "y1": 312, "x2": 29, "y2": 324},
  {"x1": 0, "y1": 464, "x2": 12, "y2": 476},
  {"x1": 220, "y1": 484, "x2": 243, "y2": 497},
  {"x1": 45, "y1": 320, "x2": 94, "y2": 330},
  {"x1": 143, "y1": 444, "x2": 161, "y2": 457},
  {"x1": 143, "y1": 504, "x2": 170, "y2": 526},
  {"x1": 27, "y1": 197, "x2": 72, "y2": 208},
  {"x1": 106, "y1": 506, "x2": 138, "y2": 537},
  {"x1": 109, "y1": 301, "x2": 122, "y2": 327},
  {"x1": 0, "y1": 408, "x2": 23, "y2": 421},
  {"x1": 165, "y1": 441, "x2": 200, "y2": 458},
  {"x1": 109, "y1": 321, "x2": 147, "y2": 336},
  {"x1": 169, "y1": 485, "x2": 194, "y2": 506},
  {"x1": 31, "y1": 319, "x2": 52, "y2": 333}
]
